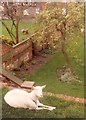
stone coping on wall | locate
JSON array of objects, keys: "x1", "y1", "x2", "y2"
[
  {"x1": 13, "y1": 38, "x2": 31, "y2": 48},
  {"x1": 12, "y1": 31, "x2": 37, "y2": 49}
]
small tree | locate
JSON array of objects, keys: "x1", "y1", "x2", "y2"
[
  {"x1": 35, "y1": 2, "x2": 84, "y2": 71},
  {"x1": 1, "y1": 2, "x2": 26, "y2": 44}
]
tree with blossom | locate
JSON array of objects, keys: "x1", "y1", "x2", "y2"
[{"x1": 35, "y1": 2, "x2": 84, "y2": 70}]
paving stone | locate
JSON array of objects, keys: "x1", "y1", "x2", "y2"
[{"x1": 21, "y1": 81, "x2": 35, "y2": 88}]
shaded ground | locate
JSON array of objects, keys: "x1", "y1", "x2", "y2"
[
  {"x1": 14, "y1": 52, "x2": 53, "y2": 78},
  {"x1": 0, "y1": 51, "x2": 53, "y2": 90}
]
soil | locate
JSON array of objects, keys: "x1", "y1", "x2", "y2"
[
  {"x1": 13, "y1": 53, "x2": 53, "y2": 78},
  {"x1": 0, "y1": 51, "x2": 53, "y2": 89}
]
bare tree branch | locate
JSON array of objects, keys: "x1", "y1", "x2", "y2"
[{"x1": 1, "y1": 21, "x2": 16, "y2": 42}]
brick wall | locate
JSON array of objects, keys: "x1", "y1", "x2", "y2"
[
  {"x1": 2, "y1": 42, "x2": 12, "y2": 56},
  {"x1": 1, "y1": 38, "x2": 32, "y2": 70}
]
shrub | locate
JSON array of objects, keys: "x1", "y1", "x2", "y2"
[{"x1": 0, "y1": 35, "x2": 15, "y2": 46}]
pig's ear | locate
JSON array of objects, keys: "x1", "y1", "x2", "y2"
[{"x1": 42, "y1": 85, "x2": 46, "y2": 89}]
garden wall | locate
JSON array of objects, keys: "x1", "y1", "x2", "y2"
[
  {"x1": 1, "y1": 38, "x2": 32, "y2": 70},
  {"x1": 1, "y1": 31, "x2": 48, "y2": 71}
]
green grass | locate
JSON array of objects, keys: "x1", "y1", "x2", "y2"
[
  {"x1": 21, "y1": 33, "x2": 84, "y2": 98},
  {"x1": 22, "y1": 51, "x2": 84, "y2": 98},
  {"x1": 1, "y1": 19, "x2": 36, "y2": 42},
  {"x1": 2, "y1": 88, "x2": 85, "y2": 118},
  {"x1": 66, "y1": 33, "x2": 84, "y2": 82},
  {"x1": 12, "y1": 32, "x2": 84, "y2": 98}
]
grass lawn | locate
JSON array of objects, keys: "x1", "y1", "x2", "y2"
[
  {"x1": 14, "y1": 33, "x2": 84, "y2": 98},
  {"x1": 7, "y1": 31, "x2": 83, "y2": 99},
  {"x1": 66, "y1": 33, "x2": 84, "y2": 82},
  {"x1": 21, "y1": 51, "x2": 84, "y2": 98},
  {"x1": 1, "y1": 19, "x2": 36, "y2": 42},
  {"x1": 20, "y1": 33, "x2": 84, "y2": 98},
  {"x1": 2, "y1": 88, "x2": 85, "y2": 118}
]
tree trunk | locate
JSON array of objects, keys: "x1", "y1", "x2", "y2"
[
  {"x1": 16, "y1": 20, "x2": 19, "y2": 44},
  {"x1": 61, "y1": 40, "x2": 71, "y2": 66},
  {"x1": 61, "y1": 29, "x2": 74, "y2": 73},
  {"x1": 55, "y1": 22, "x2": 72, "y2": 70}
]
